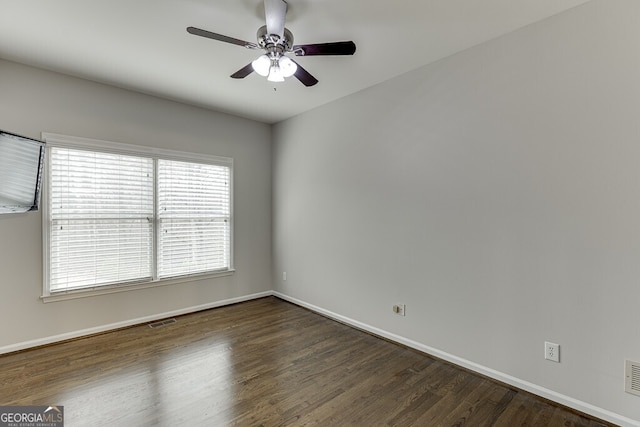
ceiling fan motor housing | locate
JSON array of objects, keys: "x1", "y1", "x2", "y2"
[{"x1": 256, "y1": 25, "x2": 294, "y2": 56}]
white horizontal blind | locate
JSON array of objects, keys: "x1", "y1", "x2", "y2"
[
  {"x1": 0, "y1": 133, "x2": 44, "y2": 212},
  {"x1": 157, "y1": 159, "x2": 231, "y2": 278},
  {"x1": 49, "y1": 147, "x2": 154, "y2": 291}
]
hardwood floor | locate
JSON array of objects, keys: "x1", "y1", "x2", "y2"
[{"x1": 0, "y1": 297, "x2": 613, "y2": 426}]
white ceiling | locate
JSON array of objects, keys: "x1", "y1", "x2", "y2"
[{"x1": 0, "y1": 0, "x2": 590, "y2": 124}]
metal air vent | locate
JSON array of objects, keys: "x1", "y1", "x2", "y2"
[
  {"x1": 148, "y1": 318, "x2": 177, "y2": 329},
  {"x1": 625, "y1": 360, "x2": 640, "y2": 396}
]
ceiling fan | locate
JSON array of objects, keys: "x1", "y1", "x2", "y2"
[{"x1": 187, "y1": 0, "x2": 356, "y2": 87}]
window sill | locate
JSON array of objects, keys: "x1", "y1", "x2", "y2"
[{"x1": 41, "y1": 269, "x2": 235, "y2": 303}]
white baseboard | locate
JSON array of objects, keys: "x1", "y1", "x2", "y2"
[
  {"x1": 273, "y1": 292, "x2": 639, "y2": 427},
  {"x1": 0, "y1": 291, "x2": 272, "y2": 355}
]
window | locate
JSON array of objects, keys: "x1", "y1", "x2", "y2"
[
  {"x1": 49, "y1": 149, "x2": 154, "y2": 291},
  {"x1": 157, "y1": 159, "x2": 231, "y2": 278},
  {"x1": 43, "y1": 133, "x2": 233, "y2": 299}
]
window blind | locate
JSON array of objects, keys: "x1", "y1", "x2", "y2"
[
  {"x1": 0, "y1": 133, "x2": 44, "y2": 212},
  {"x1": 49, "y1": 148, "x2": 154, "y2": 291},
  {"x1": 157, "y1": 159, "x2": 231, "y2": 278}
]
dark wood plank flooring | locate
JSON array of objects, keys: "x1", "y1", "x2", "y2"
[{"x1": 0, "y1": 297, "x2": 614, "y2": 426}]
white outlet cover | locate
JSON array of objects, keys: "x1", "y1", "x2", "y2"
[{"x1": 545, "y1": 341, "x2": 560, "y2": 363}]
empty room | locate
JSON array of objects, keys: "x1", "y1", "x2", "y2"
[{"x1": 0, "y1": 0, "x2": 639, "y2": 425}]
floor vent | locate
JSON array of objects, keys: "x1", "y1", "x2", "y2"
[
  {"x1": 148, "y1": 318, "x2": 177, "y2": 329},
  {"x1": 625, "y1": 360, "x2": 640, "y2": 396}
]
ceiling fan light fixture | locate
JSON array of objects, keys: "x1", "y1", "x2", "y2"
[
  {"x1": 279, "y1": 56, "x2": 297, "y2": 78},
  {"x1": 251, "y1": 54, "x2": 271, "y2": 77},
  {"x1": 187, "y1": 0, "x2": 356, "y2": 87}
]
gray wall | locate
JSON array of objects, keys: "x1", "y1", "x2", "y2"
[
  {"x1": 0, "y1": 59, "x2": 272, "y2": 350},
  {"x1": 2, "y1": 0, "x2": 640, "y2": 423},
  {"x1": 273, "y1": 0, "x2": 640, "y2": 423}
]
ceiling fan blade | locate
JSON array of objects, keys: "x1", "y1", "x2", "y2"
[
  {"x1": 230, "y1": 63, "x2": 255, "y2": 79},
  {"x1": 187, "y1": 27, "x2": 259, "y2": 49},
  {"x1": 264, "y1": 0, "x2": 287, "y2": 38},
  {"x1": 291, "y1": 60, "x2": 318, "y2": 87},
  {"x1": 293, "y1": 41, "x2": 356, "y2": 56}
]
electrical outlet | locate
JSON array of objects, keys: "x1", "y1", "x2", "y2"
[
  {"x1": 545, "y1": 341, "x2": 560, "y2": 363},
  {"x1": 392, "y1": 304, "x2": 406, "y2": 316},
  {"x1": 282, "y1": 271, "x2": 286, "y2": 281}
]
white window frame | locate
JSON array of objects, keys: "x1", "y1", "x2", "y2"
[{"x1": 41, "y1": 132, "x2": 234, "y2": 302}]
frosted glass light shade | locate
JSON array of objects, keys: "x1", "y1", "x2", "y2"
[
  {"x1": 267, "y1": 64, "x2": 284, "y2": 82},
  {"x1": 251, "y1": 55, "x2": 271, "y2": 77},
  {"x1": 279, "y1": 56, "x2": 297, "y2": 78}
]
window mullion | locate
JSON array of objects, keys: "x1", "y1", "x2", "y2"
[{"x1": 152, "y1": 158, "x2": 159, "y2": 281}]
